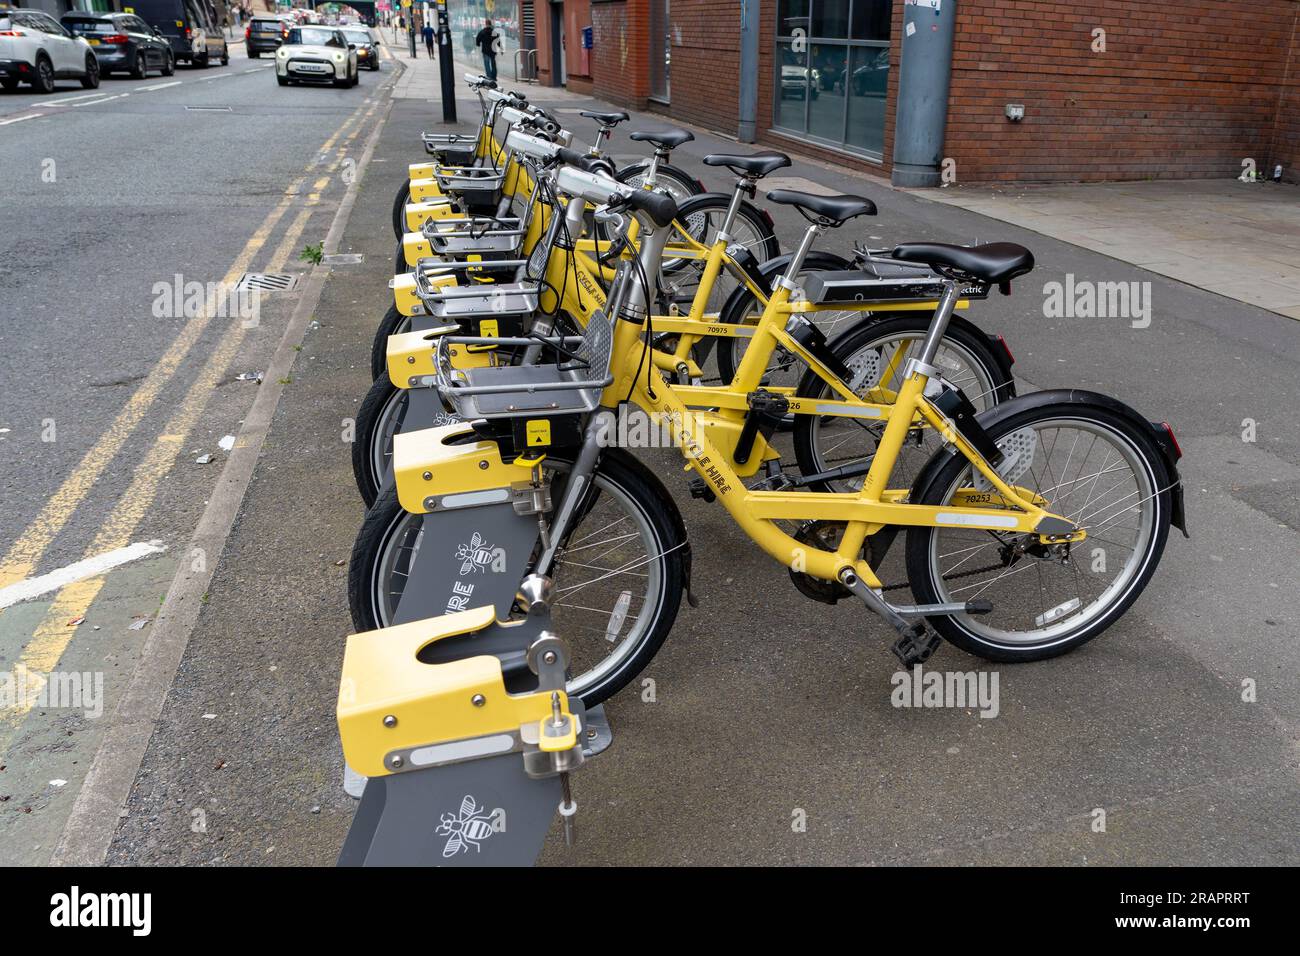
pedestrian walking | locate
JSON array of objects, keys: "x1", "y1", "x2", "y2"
[
  {"x1": 475, "y1": 18, "x2": 498, "y2": 82},
  {"x1": 422, "y1": 21, "x2": 435, "y2": 59}
]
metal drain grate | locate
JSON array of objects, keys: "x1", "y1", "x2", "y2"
[{"x1": 235, "y1": 272, "x2": 299, "y2": 293}]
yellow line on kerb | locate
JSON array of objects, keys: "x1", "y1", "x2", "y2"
[{"x1": 0, "y1": 95, "x2": 379, "y2": 744}]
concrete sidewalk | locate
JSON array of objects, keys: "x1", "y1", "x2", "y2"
[{"x1": 917, "y1": 179, "x2": 1300, "y2": 321}]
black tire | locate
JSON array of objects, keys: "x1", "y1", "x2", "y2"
[
  {"x1": 712, "y1": 252, "x2": 854, "y2": 387},
  {"x1": 391, "y1": 180, "x2": 411, "y2": 238},
  {"x1": 352, "y1": 377, "x2": 406, "y2": 507},
  {"x1": 671, "y1": 192, "x2": 779, "y2": 267},
  {"x1": 80, "y1": 55, "x2": 100, "y2": 89},
  {"x1": 130, "y1": 52, "x2": 146, "y2": 79},
  {"x1": 220, "y1": 47, "x2": 229, "y2": 66},
  {"x1": 31, "y1": 55, "x2": 55, "y2": 94},
  {"x1": 276, "y1": 74, "x2": 288, "y2": 86},
  {"x1": 196, "y1": 51, "x2": 210, "y2": 68},
  {"x1": 349, "y1": 448, "x2": 687, "y2": 706},
  {"x1": 162, "y1": 51, "x2": 175, "y2": 76},
  {"x1": 249, "y1": 50, "x2": 259, "y2": 59},
  {"x1": 393, "y1": 238, "x2": 407, "y2": 276},
  {"x1": 791, "y1": 313, "x2": 1016, "y2": 490},
  {"x1": 1, "y1": 77, "x2": 20, "y2": 92},
  {"x1": 370, "y1": 303, "x2": 411, "y2": 381},
  {"x1": 904, "y1": 393, "x2": 1174, "y2": 662}
]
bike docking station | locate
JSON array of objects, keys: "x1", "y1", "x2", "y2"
[{"x1": 337, "y1": 574, "x2": 611, "y2": 866}]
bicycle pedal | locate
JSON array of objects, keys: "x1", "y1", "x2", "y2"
[
  {"x1": 891, "y1": 623, "x2": 942, "y2": 667},
  {"x1": 687, "y1": 476, "x2": 716, "y2": 503}
]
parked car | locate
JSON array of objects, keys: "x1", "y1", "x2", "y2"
[
  {"x1": 0, "y1": 6, "x2": 99, "y2": 93},
  {"x1": 129, "y1": 0, "x2": 228, "y2": 68},
  {"x1": 850, "y1": 48, "x2": 890, "y2": 97},
  {"x1": 339, "y1": 25, "x2": 378, "y2": 71},
  {"x1": 779, "y1": 64, "x2": 820, "y2": 100},
  {"x1": 62, "y1": 12, "x2": 174, "y2": 79},
  {"x1": 245, "y1": 15, "x2": 290, "y2": 58},
  {"x1": 275, "y1": 25, "x2": 358, "y2": 88}
]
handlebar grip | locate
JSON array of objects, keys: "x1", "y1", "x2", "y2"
[{"x1": 625, "y1": 188, "x2": 679, "y2": 228}]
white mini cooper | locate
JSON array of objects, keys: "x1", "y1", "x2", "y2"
[{"x1": 275, "y1": 25, "x2": 358, "y2": 88}]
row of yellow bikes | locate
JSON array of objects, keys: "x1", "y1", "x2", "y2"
[{"x1": 334, "y1": 75, "x2": 1187, "y2": 865}]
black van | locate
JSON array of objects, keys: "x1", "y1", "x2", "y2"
[{"x1": 128, "y1": 0, "x2": 228, "y2": 68}]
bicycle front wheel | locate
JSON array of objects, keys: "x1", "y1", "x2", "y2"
[
  {"x1": 348, "y1": 448, "x2": 687, "y2": 706},
  {"x1": 905, "y1": 395, "x2": 1175, "y2": 661}
]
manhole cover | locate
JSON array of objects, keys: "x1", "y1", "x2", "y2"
[
  {"x1": 235, "y1": 273, "x2": 299, "y2": 293},
  {"x1": 322, "y1": 253, "x2": 364, "y2": 265}
]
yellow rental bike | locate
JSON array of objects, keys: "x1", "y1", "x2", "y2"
[{"x1": 349, "y1": 169, "x2": 1186, "y2": 705}]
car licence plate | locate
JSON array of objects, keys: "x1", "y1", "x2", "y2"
[{"x1": 295, "y1": 63, "x2": 327, "y2": 72}]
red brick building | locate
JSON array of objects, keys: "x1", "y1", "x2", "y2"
[{"x1": 521, "y1": 0, "x2": 1300, "y2": 185}]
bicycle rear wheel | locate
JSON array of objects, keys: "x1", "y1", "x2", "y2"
[
  {"x1": 905, "y1": 394, "x2": 1175, "y2": 661},
  {"x1": 793, "y1": 314, "x2": 1015, "y2": 492}
]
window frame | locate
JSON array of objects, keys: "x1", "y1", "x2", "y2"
[{"x1": 771, "y1": 0, "x2": 891, "y2": 162}]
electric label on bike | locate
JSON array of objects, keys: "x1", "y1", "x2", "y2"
[
  {"x1": 525, "y1": 420, "x2": 552, "y2": 447},
  {"x1": 480, "y1": 319, "x2": 499, "y2": 337}
]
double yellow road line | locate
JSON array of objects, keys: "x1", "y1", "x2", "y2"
[{"x1": 0, "y1": 92, "x2": 383, "y2": 742}]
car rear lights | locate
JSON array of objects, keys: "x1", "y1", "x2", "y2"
[
  {"x1": 101, "y1": 34, "x2": 130, "y2": 44},
  {"x1": 0, "y1": 29, "x2": 27, "y2": 36}
]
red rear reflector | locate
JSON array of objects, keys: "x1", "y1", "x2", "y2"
[
  {"x1": 1161, "y1": 422, "x2": 1182, "y2": 460},
  {"x1": 996, "y1": 334, "x2": 1015, "y2": 365},
  {"x1": 102, "y1": 34, "x2": 130, "y2": 43},
  {"x1": 0, "y1": 29, "x2": 26, "y2": 36}
]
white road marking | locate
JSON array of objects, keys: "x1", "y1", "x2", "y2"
[
  {"x1": 42, "y1": 91, "x2": 113, "y2": 105},
  {"x1": 137, "y1": 80, "x2": 182, "y2": 91},
  {"x1": 68, "y1": 93, "x2": 130, "y2": 107},
  {"x1": 0, "y1": 541, "x2": 167, "y2": 610},
  {"x1": 198, "y1": 72, "x2": 236, "y2": 81},
  {"x1": 0, "y1": 113, "x2": 42, "y2": 126},
  {"x1": 242, "y1": 67, "x2": 263, "y2": 74}
]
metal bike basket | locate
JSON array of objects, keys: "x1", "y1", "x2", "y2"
[{"x1": 432, "y1": 309, "x2": 615, "y2": 420}]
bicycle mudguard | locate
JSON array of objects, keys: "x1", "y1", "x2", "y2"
[{"x1": 338, "y1": 605, "x2": 613, "y2": 866}]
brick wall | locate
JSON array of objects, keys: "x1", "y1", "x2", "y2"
[
  {"x1": 591, "y1": 0, "x2": 651, "y2": 108},
  {"x1": 662, "y1": 1, "x2": 742, "y2": 136},
  {"x1": 944, "y1": 0, "x2": 1300, "y2": 183},
  {"x1": 588, "y1": 0, "x2": 1300, "y2": 185}
]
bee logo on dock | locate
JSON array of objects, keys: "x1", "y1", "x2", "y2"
[
  {"x1": 455, "y1": 532, "x2": 504, "y2": 575},
  {"x1": 436, "y1": 795, "x2": 503, "y2": 857}
]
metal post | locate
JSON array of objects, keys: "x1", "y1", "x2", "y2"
[
  {"x1": 891, "y1": 0, "x2": 957, "y2": 188},
  {"x1": 737, "y1": 0, "x2": 759, "y2": 143},
  {"x1": 435, "y1": 0, "x2": 456, "y2": 123}
]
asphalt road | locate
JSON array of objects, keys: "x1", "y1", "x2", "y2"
[
  {"x1": 3, "y1": 53, "x2": 1297, "y2": 866},
  {"x1": 0, "y1": 39, "x2": 396, "y2": 865}
]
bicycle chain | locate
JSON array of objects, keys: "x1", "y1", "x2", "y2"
[{"x1": 881, "y1": 561, "x2": 1011, "y2": 593}]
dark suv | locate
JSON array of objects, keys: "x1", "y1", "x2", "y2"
[
  {"x1": 246, "y1": 16, "x2": 288, "y2": 58},
  {"x1": 62, "y1": 12, "x2": 175, "y2": 79}
]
